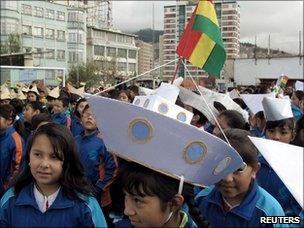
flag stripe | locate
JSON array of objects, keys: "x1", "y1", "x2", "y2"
[
  {"x1": 196, "y1": 0, "x2": 219, "y2": 27},
  {"x1": 192, "y1": 14, "x2": 224, "y2": 48},
  {"x1": 189, "y1": 33, "x2": 216, "y2": 68},
  {"x1": 203, "y1": 44, "x2": 227, "y2": 76}
]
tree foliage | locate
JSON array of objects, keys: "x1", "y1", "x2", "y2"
[
  {"x1": 67, "y1": 57, "x2": 120, "y2": 89},
  {"x1": 0, "y1": 34, "x2": 21, "y2": 54}
]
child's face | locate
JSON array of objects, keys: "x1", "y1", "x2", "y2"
[
  {"x1": 118, "y1": 92, "x2": 129, "y2": 103},
  {"x1": 24, "y1": 105, "x2": 37, "y2": 123},
  {"x1": 77, "y1": 101, "x2": 88, "y2": 115},
  {"x1": 123, "y1": 192, "x2": 172, "y2": 227},
  {"x1": 81, "y1": 108, "x2": 97, "y2": 131},
  {"x1": 27, "y1": 92, "x2": 37, "y2": 102},
  {"x1": 52, "y1": 100, "x2": 65, "y2": 114},
  {"x1": 213, "y1": 116, "x2": 229, "y2": 135},
  {"x1": 0, "y1": 116, "x2": 12, "y2": 131},
  {"x1": 265, "y1": 125, "x2": 294, "y2": 144},
  {"x1": 29, "y1": 134, "x2": 63, "y2": 188},
  {"x1": 291, "y1": 93, "x2": 300, "y2": 107},
  {"x1": 216, "y1": 163, "x2": 259, "y2": 204}
]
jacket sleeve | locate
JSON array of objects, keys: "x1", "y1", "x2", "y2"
[
  {"x1": 9, "y1": 132, "x2": 24, "y2": 183},
  {"x1": 95, "y1": 144, "x2": 118, "y2": 193},
  {"x1": 82, "y1": 196, "x2": 107, "y2": 228}
]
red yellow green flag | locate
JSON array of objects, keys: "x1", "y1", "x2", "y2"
[{"x1": 176, "y1": 0, "x2": 226, "y2": 77}]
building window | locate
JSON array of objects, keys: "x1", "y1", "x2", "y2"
[
  {"x1": 117, "y1": 34, "x2": 124, "y2": 43},
  {"x1": 57, "y1": 50, "x2": 65, "y2": 60},
  {"x1": 57, "y1": 11, "x2": 65, "y2": 21},
  {"x1": 45, "y1": 70, "x2": 55, "y2": 80},
  {"x1": 94, "y1": 45, "x2": 105, "y2": 56},
  {"x1": 68, "y1": 11, "x2": 84, "y2": 22},
  {"x1": 57, "y1": 30, "x2": 65, "y2": 41},
  {"x1": 128, "y1": 63, "x2": 136, "y2": 72},
  {"x1": 45, "y1": 28, "x2": 55, "y2": 39},
  {"x1": 128, "y1": 50, "x2": 137, "y2": 59},
  {"x1": 45, "y1": 9, "x2": 55, "y2": 20},
  {"x1": 117, "y1": 48, "x2": 127, "y2": 58},
  {"x1": 94, "y1": 30, "x2": 105, "y2": 39},
  {"x1": 22, "y1": 25, "x2": 32, "y2": 36},
  {"x1": 118, "y1": 62, "x2": 127, "y2": 71},
  {"x1": 33, "y1": 27, "x2": 44, "y2": 37},
  {"x1": 107, "y1": 33, "x2": 116, "y2": 42},
  {"x1": 22, "y1": 4, "x2": 32, "y2": 15},
  {"x1": 107, "y1": 47, "x2": 116, "y2": 57},
  {"x1": 69, "y1": 51, "x2": 82, "y2": 62},
  {"x1": 23, "y1": 47, "x2": 32, "y2": 53},
  {"x1": 45, "y1": 49, "x2": 55, "y2": 59},
  {"x1": 68, "y1": 33, "x2": 82, "y2": 43},
  {"x1": 34, "y1": 48, "x2": 44, "y2": 58},
  {"x1": 1, "y1": 1, "x2": 18, "y2": 10},
  {"x1": 1, "y1": 18, "x2": 18, "y2": 35},
  {"x1": 33, "y1": 6, "x2": 44, "y2": 17},
  {"x1": 126, "y1": 36, "x2": 133, "y2": 44}
]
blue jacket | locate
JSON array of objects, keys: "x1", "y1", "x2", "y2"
[
  {"x1": 0, "y1": 127, "x2": 24, "y2": 196},
  {"x1": 250, "y1": 127, "x2": 265, "y2": 138},
  {"x1": 257, "y1": 155, "x2": 302, "y2": 217},
  {"x1": 196, "y1": 181, "x2": 287, "y2": 228},
  {"x1": 291, "y1": 103, "x2": 303, "y2": 121},
  {"x1": 71, "y1": 113, "x2": 84, "y2": 137},
  {"x1": 0, "y1": 183, "x2": 107, "y2": 227},
  {"x1": 75, "y1": 130, "x2": 117, "y2": 194},
  {"x1": 52, "y1": 112, "x2": 71, "y2": 128},
  {"x1": 115, "y1": 210, "x2": 197, "y2": 228}
]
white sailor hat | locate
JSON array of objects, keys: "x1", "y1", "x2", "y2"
[
  {"x1": 240, "y1": 93, "x2": 275, "y2": 115},
  {"x1": 262, "y1": 97, "x2": 293, "y2": 121}
]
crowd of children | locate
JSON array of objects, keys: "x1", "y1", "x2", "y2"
[{"x1": 0, "y1": 80, "x2": 303, "y2": 227}]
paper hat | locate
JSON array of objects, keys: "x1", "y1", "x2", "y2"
[
  {"x1": 262, "y1": 97, "x2": 293, "y2": 121},
  {"x1": 17, "y1": 89, "x2": 27, "y2": 100},
  {"x1": 249, "y1": 136, "x2": 303, "y2": 208},
  {"x1": 86, "y1": 94, "x2": 243, "y2": 187},
  {"x1": 240, "y1": 93, "x2": 275, "y2": 115},
  {"x1": 48, "y1": 86, "x2": 60, "y2": 99},
  {"x1": 198, "y1": 86, "x2": 249, "y2": 122},
  {"x1": 0, "y1": 84, "x2": 12, "y2": 100},
  {"x1": 178, "y1": 86, "x2": 217, "y2": 125},
  {"x1": 27, "y1": 84, "x2": 40, "y2": 95},
  {"x1": 67, "y1": 83, "x2": 85, "y2": 97},
  {"x1": 295, "y1": 81, "x2": 304, "y2": 92},
  {"x1": 228, "y1": 89, "x2": 240, "y2": 100}
]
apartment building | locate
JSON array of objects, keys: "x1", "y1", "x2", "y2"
[
  {"x1": 86, "y1": 27, "x2": 138, "y2": 80},
  {"x1": 162, "y1": 0, "x2": 240, "y2": 81},
  {"x1": 136, "y1": 40, "x2": 153, "y2": 78}
]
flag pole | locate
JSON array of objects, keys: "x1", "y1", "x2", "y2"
[{"x1": 171, "y1": 57, "x2": 182, "y2": 84}]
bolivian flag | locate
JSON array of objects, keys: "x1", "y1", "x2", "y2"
[{"x1": 176, "y1": 0, "x2": 226, "y2": 77}]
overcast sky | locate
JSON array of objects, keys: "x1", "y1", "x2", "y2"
[{"x1": 112, "y1": 1, "x2": 303, "y2": 54}]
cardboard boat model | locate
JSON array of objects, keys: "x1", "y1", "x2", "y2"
[{"x1": 86, "y1": 82, "x2": 243, "y2": 187}]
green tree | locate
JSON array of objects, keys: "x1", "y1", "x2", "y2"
[
  {"x1": 0, "y1": 34, "x2": 21, "y2": 54},
  {"x1": 67, "y1": 57, "x2": 120, "y2": 89}
]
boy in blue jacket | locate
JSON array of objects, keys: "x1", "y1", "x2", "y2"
[
  {"x1": 52, "y1": 96, "x2": 71, "y2": 128},
  {"x1": 75, "y1": 104, "x2": 118, "y2": 224}
]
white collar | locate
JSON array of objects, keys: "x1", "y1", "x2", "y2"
[{"x1": 33, "y1": 184, "x2": 60, "y2": 213}]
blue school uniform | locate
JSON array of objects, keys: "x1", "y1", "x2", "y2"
[
  {"x1": 71, "y1": 113, "x2": 84, "y2": 137},
  {"x1": 257, "y1": 155, "x2": 302, "y2": 217},
  {"x1": 196, "y1": 181, "x2": 287, "y2": 228},
  {"x1": 75, "y1": 130, "x2": 117, "y2": 198},
  {"x1": 291, "y1": 103, "x2": 303, "y2": 121},
  {"x1": 115, "y1": 210, "x2": 197, "y2": 228},
  {"x1": 52, "y1": 112, "x2": 71, "y2": 128},
  {"x1": 0, "y1": 127, "x2": 24, "y2": 196},
  {"x1": 0, "y1": 183, "x2": 107, "y2": 227}
]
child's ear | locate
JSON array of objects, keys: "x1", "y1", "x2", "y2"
[
  {"x1": 252, "y1": 162, "x2": 261, "y2": 179},
  {"x1": 170, "y1": 194, "x2": 184, "y2": 212}
]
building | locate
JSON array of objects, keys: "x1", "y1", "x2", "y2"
[
  {"x1": 161, "y1": 0, "x2": 240, "y2": 81},
  {"x1": 86, "y1": 27, "x2": 138, "y2": 86},
  {"x1": 136, "y1": 40, "x2": 153, "y2": 78}
]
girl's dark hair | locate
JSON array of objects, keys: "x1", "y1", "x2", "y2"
[
  {"x1": 265, "y1": 118, "x2": 295, "y2": 131},
  {"x1": 74, "y1": 98, "x2": 87, "y2": 118},
  {"x1": 31, "y1": 113, "x2": 52, "y2": 130},
  {"x1": 213, "y1": 101, "x2": 227, "y2": 113},
  {"x1": 118, "y1": 162, "x2": 209, "y2": 227},
  {"x1": 193, "y1": 108, "x2": 208, "y2": 125},
  {"x1": 9, "y1": 98, "x2": 24, "y2": 114},
  {"x1": 255, "y1": 111, "x2": 265, "y2": 120},
  {"x1": 12, "y1": 123, "x2": 94, "y2": 199},
  {"x1": 219, "y1": 110, "x2": 248, "y2": 130},
  {"x1": 56, "y1": 96, "x2": 69, "y2": 108},
  {"x1": 292, "y1": 115, "x2": 304, "y2": 147},
  {"x1": 82, "y1": 104, "x2": 90, "y2": 115},
  {"x1": 0, "y1": 104, "x2": 16, "y2": 122},
  {"x1": 294, "y1": 90, "x2": 304, "y2": 101},
  {"x1": 26, "y1": 101, "x2": 43, "y2": 112},
  {"x1": 217, "y1": 128, "x2": 258, "y2": 166},
  {"x1": 233, "y1": 98, "x2": 248, "y2": 110}
]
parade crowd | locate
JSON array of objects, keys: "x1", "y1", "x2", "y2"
[{"x1": 0, "y1": 80, "x2": 303, "y2": 227}]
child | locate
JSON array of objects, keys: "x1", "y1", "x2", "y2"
[
  {"x1": 196, "y1": 128, "x2": 286, "y2": 227},
  {"x1": 292, "y1": 115, "x2": 304, "y2": 147},
  {"x1": 115, "y1": 162, "x2": 208, "y2": 227},
  {"x1": 75, "y1": 104, "x2": 117, "y2": 223},
  {"x1": 290, "y1": 90, "x2": 303, "y2": 121},
  {"x1": 0, "y1": 123, "x2": 107, "y2": 227},
  {"x1": 23, "y1": 101, "x2": 43, "y2": 141},
  {"x1": 71, "y1": 98, "x2": 87, "y2": 137},
  {"x1": 52, "y1": 96, "x2": 71, "y2": 128},
  {"x1": 26, "y1": 85, "x2": 40, "y2": 102},
  {"x1": 250, "y1": 111, "x2": 266, "y2": 138},
  {"x1": 257, "y1": 97, "x2": 302, "y2": 216},
  {"x1": 0, "y1": 104, "x2": 24, "y2": 197}
]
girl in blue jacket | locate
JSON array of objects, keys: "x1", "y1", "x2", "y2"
[
  {"x1": 196, "y1": 129, "x2": 286, "y2": 227},
  {"x1": 0, "y1": 123, "x2": 107, "y2": 227},
  {"x1": 114, "y1": 162, "x2": 208, "y2": 228}
]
